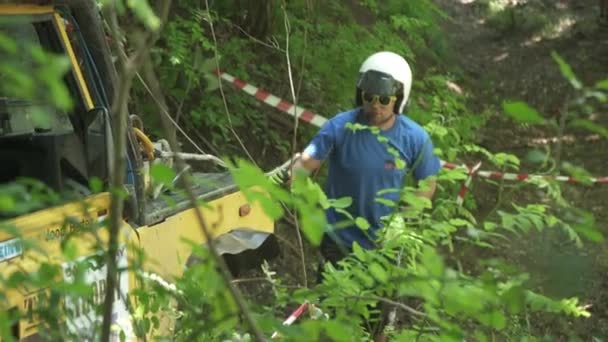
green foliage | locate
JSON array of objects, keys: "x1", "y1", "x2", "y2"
[
  {"x1": 2, "y1": 1, "x2": 606, "y2": 341},
  {"x1": 503, "y1": 101, "x2": 546, "y2": 124},
  {"x1": 100, "y1": 0, "x2": 160, "y2": 30},
  {"x1": 0, "y1": 31, "x2": 72, "y2": 112}
]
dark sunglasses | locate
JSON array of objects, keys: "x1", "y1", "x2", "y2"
[{"x1": 362, "y1": 91, "x2": 397, "y2": 106}]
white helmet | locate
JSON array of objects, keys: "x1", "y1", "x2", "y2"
[{"x1": 356, "y1": 51, "x2": 413, "y2": 113}]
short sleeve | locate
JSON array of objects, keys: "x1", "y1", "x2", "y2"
[
  {"x1": 303, "y1": 120, "x2": 336, "y2": 161},
  {"x1": 412, "y1": 133, "x2": 441, "y2": 180}
]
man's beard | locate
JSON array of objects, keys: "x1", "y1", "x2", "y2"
[{"x1": 364, "y1": 111, "x2": 394, "y2": 127}]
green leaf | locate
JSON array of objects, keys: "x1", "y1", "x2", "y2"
[
  {"x1": 324, "y1": 319, "x2": 356, "y2": 342},
  {"x1": 127, "y1": 0, "x2": 161, "y2": 30},
  {"x1": 448, "y1": 218, "x2": 469, "y2": 226},
  {"x1": 595, "y1": 79, "x2": 608, "y2": 90},
  {"x1": 200, "y1": 57, "x2": 219, "y2": 73},
  {"x1": 526, "y1": 149, "x2": 547, "y2": 164},
  {"x1": 562, "y1": 162, "x2": 594, "y2": 186},
  {"x1": 551, "y1": 51, "x2": 582, "y2": 89},
  {"x1": 480, "y1": 310, "x2": 506, "y2": 330},
  {"x1": 572, "y1": 119, "x2": 608, "y2": 138},
  {"x1": 375, "y1": 198, "x2": 396, "y2": 207},
  {"x1": 355, "y1": 217, "x2": 370, "y2": 230},
  {"x1": 369, "y1": 262, "x2": 388, "y2": 283},
  {"x1": 352, "y1": 242, "x2": 365, "y2": 261},
  {"x1": 574, "y1": 223, "x2": 604, "y2": 243},
  {"x1": 62, "y1": 239, "x2": 78, "y2": 260},
  {"x1": 395, "y1": 158, "x2": 406, "y2": 170},
  {"x1": 0, "y1": 195, "x2": 15, "y2": 211},
  {"x1": 330, "y1": 197, "x2": 353, "y2": 209},
  {"x1": 473, "y1": 330, "x2": 488, "y2": 342},
  {"x1": 353, "y1": 268, "x2": 375, "y2": 288},
  {"x1": 89, "y1": 177, "x2": 103, "y2": 193},
  {"x1": 297, "y1": 207, "x2": 325, "y2": 245},
  {"x1": 421, "y1": 247, "x2": 444, "y2": 278},
  {"x1": 502, "y1": 101, "x2": 545, "y2": 124},
  {"x1": 203, "y1": 74, "x2": 220, "y2": 92},
  {"x1": 150, "y1": 164, "x2": 176, "y2": 185}
]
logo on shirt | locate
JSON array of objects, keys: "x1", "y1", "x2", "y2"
[{"x1": 384, "y1": 160, "x2": 397, "y2": 170}]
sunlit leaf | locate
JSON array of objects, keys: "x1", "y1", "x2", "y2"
[
  {"x1": 89, "y1": 177, "x2": 103, "y2": 193},
  {"x1": 298, "y1": 209, "x2": 324, "y2": 245},
  {"x1": 355, "y1": 217, "x2": 370, "y2": 230},
  {"x1": 502, "y1": 101, "x2": 545, "y2": 124},
  {"x1": 479, "y1": 310, "x2": 506, "y2": 330},
  {"x1": 572, "y1": 119, "x2": 608, "y2": 138},
  {"x1": 127, "y1": 0, "x2": 161, "y2": 30},
  {"x1": 551, "y1": 51, "x2": 582, "y2": 89},
  {"x1": 352, "y1": 242, "x2": 365, "y2": 261},
  {"x1": 595, "y1": 79, "x2": 608, "y2": 90},
  {"x1": 448, "y1": 218, "x2": 469, "y2": 226},
  {"x1": 0, "y1": 195, "x2": 15, "y2": 211},
  {"x1": 369, "y1": 262, "x2": 388, "y2": 283},
  {"x1": 331, "y1": 197, "x2": 353, "y2": 209}
]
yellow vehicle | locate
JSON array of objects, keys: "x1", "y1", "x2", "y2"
[{"x1": 0, "y1": 2, "x2": 278, "y2": 340}]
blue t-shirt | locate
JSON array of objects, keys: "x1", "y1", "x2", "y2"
[{"x1": 303, "y1": 108, "x2": 441, "y2": 249}]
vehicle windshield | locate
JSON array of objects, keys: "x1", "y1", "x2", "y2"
[{"x1": 0, "y1": 14, "x2": 73, "y2": 136}]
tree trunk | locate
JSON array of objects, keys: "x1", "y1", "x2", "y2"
[{"x1": 243, "y1": 0, "x2": 276, "y2": 39}]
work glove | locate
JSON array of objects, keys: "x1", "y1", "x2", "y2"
[
  {"x1": 269, "y1": 167, "x2": 291, "y2": 187},
  {"x1": 268, "y1": 153, "x2": 300, "y2": 188}
]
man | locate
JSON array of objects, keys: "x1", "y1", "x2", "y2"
[
  {"x1": 296, "y1": 51, "x2": 441, "y2": 263},
  {"x1": 283, "y1": 51, "x2": 440, "y2": 341}
]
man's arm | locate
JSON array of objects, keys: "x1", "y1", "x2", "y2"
[
  {"x1": 282, "y1": 152, "x2": 321, "y2": 184},
  {"x1": 296, "y1": 151, "x2": 322, "y2": 173}
]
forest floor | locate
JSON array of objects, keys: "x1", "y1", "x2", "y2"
[{"x1": 236, "y1": 0, "x2": 608, "y2": 338}]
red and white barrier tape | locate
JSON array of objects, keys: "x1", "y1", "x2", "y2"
[
  {"x1": 270, "y1": 302, "x2": 309, "y2": 339},
  {"x1": 217, "y1": 71, "x2": 327, "y2": 127},
  {"x1": 441, "y1": 161, "x2": 608, "y2": 184},
  {"x1": 456, "y1": 162, "x2": 482, "y2": 206},
  {"x1": 217, "y1": 70, "x2": 608, "y2": 185}
]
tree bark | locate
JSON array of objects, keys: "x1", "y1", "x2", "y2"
[{"x1": 243, "y1": 0, "x2": 276, "y2": 39}]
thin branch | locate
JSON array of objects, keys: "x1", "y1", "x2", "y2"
[
  {"x1": 231, "y1": 277, "x2": 303, "y2": 289},
  {"x1": 101, "y1": 1, "x2": 172, "y2": 340},
  {"x1": 173, "y1": 72, "x2": 193, "y2": 125},
  {"x1": 349, "y1": 295, "x2": 428, "y2": 318},
  {"x1": 203, "y1": 1, "x2": 257, "y2": 165},
  {"x1": 230, "y1": 22, "x2": 285, "y2": 52},
  {"x1": 554, "y1": 96, "x2": 571, "y2": 173},
  {"x1": 281, "y1": 1, "x2": 308, "y2": 288}
]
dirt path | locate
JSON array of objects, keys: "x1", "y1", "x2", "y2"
[{"x1": 437, "y1": 0, "x2": 608, "y2": 158}]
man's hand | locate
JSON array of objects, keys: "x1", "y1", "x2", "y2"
[{"x1": 269, "y1": 167, "x2": 291, "y2": 187}]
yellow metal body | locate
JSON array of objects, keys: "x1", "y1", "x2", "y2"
[{"x1": 0, "y1": 4, "x2": 274, "y2": 340}]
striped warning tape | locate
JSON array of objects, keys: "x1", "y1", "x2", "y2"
[
  {"x1": 217, "y1": 71, "x2": 327, "y2": 127},
  {"x1": 456, "y1": 162, "x2": 482, "y2": 206},
  {"x1": 270, "y1": 302, "x2": 309, "y2": 339},
  {"x1": 217, "y1": 70, "x2": 608, "y2": 185},
  {"x1": 441, "y1": 161, "x2": 608, "y2": 184}
]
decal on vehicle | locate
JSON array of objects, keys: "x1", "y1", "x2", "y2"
[
  {"x1": 62, "y1": 244, "x2": 133, "y2": 340},
  {"x1": 0, "y1": 237, "x2": 22, "y2": 262}
]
